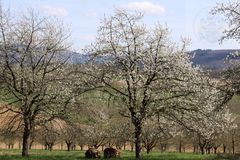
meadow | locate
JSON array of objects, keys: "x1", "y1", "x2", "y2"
[{"x1": 0, "y1": 149, "x2": 237, "y2": 160}]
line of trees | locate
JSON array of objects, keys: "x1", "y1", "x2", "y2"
[{"x1": 0, "y1": 106, "x2": 239, "y2": 154}]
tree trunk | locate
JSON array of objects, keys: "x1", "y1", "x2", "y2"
[
  {"x1": 134, "y1": 121, "x2": 142, "y2": 160},
  {"x1": 80, "y1": 144, "x2": 83, "y2": 151},
  {"x1": 223, "y1": 144, "x2": 226, "y2": 153},
  {"x1": 66, "y1": 142, "x2": 71, "y2": 152},
  {"x1": 72, "y1": 144, "x2": 76, "y2": 150},
  {"x1": 146, "y1": 148, "x2": 150, "y2": 154},
  {"x1": 179, "y1": 138, "x2": 182, "y2": 153},
  {"x1": 19, "y1": 142, "x2": 21, "y2": 149},
  {"x1": 232, "y1": 139, "x2": 235, "y2": 154},
  {"x1": 207, "y1": 148, "x2": 210, "y2": 154},
  {"x1": 29, "y1": 140, "x2": 34, "y2": 149},
  {"x1": 49, "y1": 144, "x2": 53, "y2": 152},
  {"x1": 200, "y1": 146, "x2": 204, "y2": 155},
  {"x1": 61, "y1": 143, "x2": 63, "y2": 150},
  {"x1": 22, "y1": 119, "x2": 31, "y2": 157},
  {"x1": 214, "y1": 147, "x2": 217, "y2": 154},
  {"x1": 131, "y1": 142, "x2": 134, "y2": 152},
  {"x1": 44, "y1": 143, "x2": 48, "y2": 150}
]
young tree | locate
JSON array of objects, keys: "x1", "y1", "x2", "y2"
[
  {"x1": 76, "y1": 131, "x2": 86, "y2": 151},
  {"x1": 142, "y1": 117, "x2": 172, "y2": 154},
  {"x1": 171, "y1": 128, "x2": 189, "y2": 153},
  {"x1": 0, "y1": 8, "x2": 74, "y2": 156},
  {"x1": 62, "y1": 124, "x2": 79, "y2": 151},
  {"x1": 83, "y1": 123, "x2": 108, "y2": 149},
  {"x1": 188, "y1": 107, "x2": 234, "y2": 154},
  {"x1": 85, "y1": 9, "x2": 229, "y2": 159},
  {"x1": 221, "y1": 110, "x2": 238, "y2": 154},
  {"x1": 0, "y1": 130, "x2": 18, "y2": 149},
  {"x1": 107, "y1": 118, "x2": 134, "y2": 150},
  {"x1": 37, "y1": 122, "x2": 61, "y2": 151},
  {"x1": 81, "y1": 103, "x2": 110, "y2": 149}
]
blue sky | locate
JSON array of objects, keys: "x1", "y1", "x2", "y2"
[{"x1": 2, "y1": 0, "x2": 239, "y2": 51}]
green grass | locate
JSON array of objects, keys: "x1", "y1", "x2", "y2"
[{"x1": 0, "y1": 149, "x2": 223, "y2": 160}]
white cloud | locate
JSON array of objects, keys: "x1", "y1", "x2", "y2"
[
  {"x1": 42, "y1": 5, "x2": 68, "y2": 17},
  {"x1": 127, "y1": 1, "x2": 166, "y2": 15}
]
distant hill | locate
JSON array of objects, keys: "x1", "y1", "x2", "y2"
[
  {"x1": 189, "y1": 49, "x2": 240, "y2": 71},
  {"x1": 67, "y1": 49, "x2": 240, "y2": 71}
]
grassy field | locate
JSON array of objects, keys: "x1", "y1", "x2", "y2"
[{"x1": 0, "y1": 149, "x2": 234, "y2": 160}]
